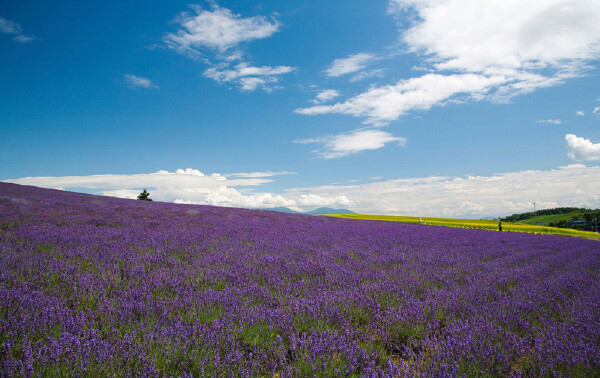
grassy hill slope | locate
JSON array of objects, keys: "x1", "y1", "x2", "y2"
[{"x1": 516, "y1": 211, "x2": 587, "y2": 225}]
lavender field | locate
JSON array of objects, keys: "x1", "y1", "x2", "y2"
[{"x1": 0, "y1": 183, "x2": 599, "y2": 377}]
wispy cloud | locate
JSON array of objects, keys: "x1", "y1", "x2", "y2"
[
  {"x1": 204, "y1": 63, "x2": 295, "y2": 82},
  {"x1": 324, "y1": 53, "x2": 376, "y2": 77},
  {"x1": 0, "y1": 17, "x2": 36, "y2": 43},
  {"x1": 204, "y1": 62, "x2": 295, "y2": 91},
  {"x1": 350, "y1": 69, "x2": 385, "y2": 82},
  {"x1": 296, "y1": 73, "x2": 504, "y2": 126},
  {"x1": 124, "y1": 74, "x2": 158, "y2": 89},
  {"x1": 163, "y1": 4, "x2": 294, "y2": 92},
  {"x1": 536, "y1": 119, "x2": 562, "y2": 124},
  {"x1": 295, "y1": 129, "x2": 406, "y2": 158},
  {"x1": 566, "y1": 134, "x2": 600, "y2": 161},
  {"x1": 593, "y1": 106, "x2": 600, "y2": 114},
  {"x1": 576, "y1": 110, "x2": 585, "y2": 116},
  {"x1": 312, "y1": 89, "x2": 340, "y2": 103}
]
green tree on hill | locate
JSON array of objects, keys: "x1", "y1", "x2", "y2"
[{"x1": 137, "y1": 188, "x2": 152, "y2": 201}]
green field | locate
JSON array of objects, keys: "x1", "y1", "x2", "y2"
[
  {"x1": 516, "y1": 211, "x2": 586, "y2": 225},
  {"x1": 323, "y1": 214, "x2": 600, "y2": 240}
]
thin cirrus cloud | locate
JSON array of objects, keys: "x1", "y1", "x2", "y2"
[
  {"x1": 323, "y1": 53, "x2": 377, "y2": 77},
  {"x1": 297, "y1": 0, "x2": 600, "y2": 125},
  {"x1": 124, "y1": 74, "x2": 157, "y2": 89},
  {"x1": 164, "y1": 4, "x2": 294, "y2": 92},
  {"x1": 224, "y1": 171, "x2": 297, "y2": 178},
  {"x1": 349, "y1": 69, "x2": 385, "y2": 83},
  {"x1": 565, "y1": 134, "x2": 600, "y2": 161},
  {"x1": 295, "y1": 129, "x2": 406, "y2": 159},
  {"x1": 536, "y1": 119, "x2": 562, "y2": 125},
  {"x1": 0, "y1": 16, "x2": 36, "y2": 43}
]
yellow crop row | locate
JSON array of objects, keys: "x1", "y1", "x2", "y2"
[{"x1": 323, "y1": 214, "x2": 600, "y2": 240}]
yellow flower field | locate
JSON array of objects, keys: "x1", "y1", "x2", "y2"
[{"x1": 323, "y1": 214, "x2": 600, "y2": 240}]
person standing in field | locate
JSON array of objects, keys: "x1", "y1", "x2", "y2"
[{"x1": 498, "y1": 221, "x2": 502, "y2": 232}]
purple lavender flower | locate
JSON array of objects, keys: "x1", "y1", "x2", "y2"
[{"x1": 0, "y1": 182, "x2": 599, "y2": 376}]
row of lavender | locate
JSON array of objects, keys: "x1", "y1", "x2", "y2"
[{"x1": 1, "y1": 183, "x2": 599, "y2": 376}]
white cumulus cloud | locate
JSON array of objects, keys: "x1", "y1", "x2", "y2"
[
  {"x1": 394, "y1": 0, "x2": 600, "y2": 94},
  {"x1": 566, "y1": 134, "x2": 600, "y2": 161},
  {"x1": 3, "y1": 169, "x2": 349, "y2": 211},
  {"x1": 164, "y1": 4, "x2": 279, "y2": 54},
  {"x1": 576, "y1": 110, "x2": 585, "y2": 116},
  {"x1": 286, "y1": 164, "x2": 600, "y2": 217},
  {"x1": 298, "y1": 0, "x2": 600, "y2": 125},
  {"x1": 295, "y1": 129, "x2": 406, "y2": 158},
  {"x1": 6, "y1": 165, "x2": 600, "y2": 218},
  {"x1": 163, "y1": 4, "x2": 293, "y2": 92}
]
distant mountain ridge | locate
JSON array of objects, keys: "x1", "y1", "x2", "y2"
[
  {"x1": 306, "y1": 207, "x2": 357, "y2": 215},
  {"x1": 260, "y1": 207, "x2": 356, "y2": 215}
]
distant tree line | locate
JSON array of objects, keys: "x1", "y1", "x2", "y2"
[
  {"x1": 501, "y1": 207, "x2": 599, "y2": 232},
  {"x1": 500, "y1": 207, "x2": 587, "y2": 222},
  {"x1": 548, "y1": 210, "x2": 600, "y2": 231}
]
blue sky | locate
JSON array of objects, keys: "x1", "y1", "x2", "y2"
[{"x1": 2, "y1": 0, "x2": 600, "y2": 217}]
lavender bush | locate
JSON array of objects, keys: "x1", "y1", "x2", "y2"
[{"x1": 1, "y1": 183, "x2": 599, "y2": 377}]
